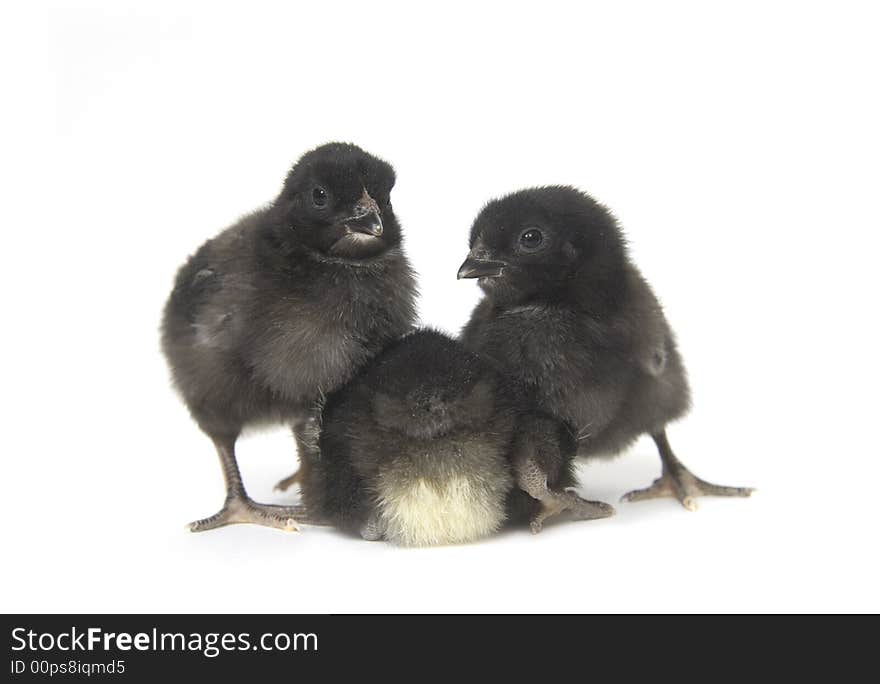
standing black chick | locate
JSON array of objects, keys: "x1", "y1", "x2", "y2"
[
  {"x1": 299, "y1": 330, "x2": 612, "y2": 546},
  {"x1": 458, "y1": 187, "x2": 752, "y2": 510},
  {"x1": 161, "y1": 143, "x2": 417, "y2": 532}
]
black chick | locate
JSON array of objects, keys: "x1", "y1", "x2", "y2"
[
  {"x1": 299, "y1": 329, "x2": 613, "y2": 546},
  {"x1": 161, "y1": 142, "x2": 417, "y2": 532},
  {"x1": 458, "y1": 187, "x2": 752, "y2": 510}
]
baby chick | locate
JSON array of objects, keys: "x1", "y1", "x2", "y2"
[
  {"x1": 161, "y1": 143, "x2": 417, "y2": 531},
  {"x1": 299, "y1": 329, "x2": 613, "y2": 546},
  {"x1": 458, "y1": 187, "x2": 752, "y2": 510}
]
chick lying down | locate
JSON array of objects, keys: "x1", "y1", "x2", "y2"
[{"x1": 299, "y1": 329, "x2": 614, "y2": 547}]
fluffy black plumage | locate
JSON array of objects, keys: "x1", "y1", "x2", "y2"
[
  {"x1": 459, "y1": 186, "x2": 752, "y2": 510},
  {"x1": 300, "y1": 329, "x2": 612, "y2": 546},
  {"x1": 161, "y1": 142, "x2": 417, "y2": 531}
]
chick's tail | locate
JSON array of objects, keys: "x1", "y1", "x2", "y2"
[{"x1": 375, "y1": 469, "x2": 510, "y2": 547}]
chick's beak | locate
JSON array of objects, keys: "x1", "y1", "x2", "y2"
[
  {"x1": 344, "y1": 190, "x2": 383, "y2": 237},
  {"x1": 457, "y1": 248, "x2": 507, "y2": 280}
]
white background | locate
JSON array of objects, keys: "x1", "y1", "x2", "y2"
[{"x1": 2, "y1": 1, "x2": 878, "y2": 613}]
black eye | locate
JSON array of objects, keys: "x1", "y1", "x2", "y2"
[
  {"x1": 312, "y1": 186, "x2": 328, "y2": 208},
  {"x1": 519, "y1": 228, "x2": 543, "y2": 250}
]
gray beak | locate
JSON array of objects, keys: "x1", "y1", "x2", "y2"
[
  {"x1": 457, "y1": 256, "x2": 507, "y2": 280},
  {"x1": 345, "y1": 189, "x2": 383, "y2": 237}
]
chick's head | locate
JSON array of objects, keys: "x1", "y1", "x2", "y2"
[
  {"x1": 272, "y1": 142, "x2": 401, "y2": 260},
  {"x1": 459, "y1": 186, "x2": 626, "y2": 306}
]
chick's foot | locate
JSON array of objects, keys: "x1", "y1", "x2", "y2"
[
  {"x1": 516, "y1": 456, "x2": 614, "y2": 534},
  {"x1": 621, "y1": 430, "x2": 753, "y2": 511},
  {"x1": 621, "y1": 470, "x2": 753, "y2": 511},
  {"x1": 530, "y1": 491, "x2": 615, "y2": 534},
  {"x1": 188, "y1": 497, "x2": 306, "y2": 532}
]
